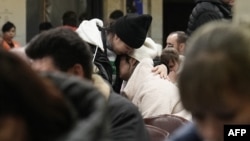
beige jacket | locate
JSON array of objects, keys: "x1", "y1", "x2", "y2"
[{"x1": 122, "y1": 58, "x2": 191, "y2": 120}]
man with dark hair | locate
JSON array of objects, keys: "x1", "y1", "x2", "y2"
[
  {"x1": 62, "y1": 11, "x2": 78, "y2": 30},
  {"x1": 39, "y1": 21, "x2": 53, "y2": 33},
  {"x1": 186, "y1": 0, "x2": 234, "y2": 35},
  {"x1": 26, "y1": 27, "x2": 149, "y2": 141}
]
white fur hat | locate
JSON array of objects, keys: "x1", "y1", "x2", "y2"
[{"x1": 129, "y1": 37, "x2": 158, "y2": 62}]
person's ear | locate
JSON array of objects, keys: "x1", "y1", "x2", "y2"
[
  {"x1": 129, "y1": 58, "x2": 138, "y2": 67},
  {"x1": 67, "y1": 64, "x2": 85, "y2": 78},
  {"x1": 179, "y1": 43, "x2": 185, "y2": 53}
]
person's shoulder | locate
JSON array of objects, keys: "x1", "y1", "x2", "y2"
[
  {"x1": 168, "y1": 123, "x2": 203, "y2": 141},
  {"x1": 12, "y1": 40, "x2": 20, "y2": 47},
  {"x1": 107, "y1": 91, "x2": 144, "y2": 120},
  {"x1": 195, "y1": 2, "x2": 216, "y2": 12},
  {"x1": 196, "y1": 1, "x2": 221, "y2": 12},
  {"x1": 108, "y1": 92, "x2": 138, "y2": 111}
]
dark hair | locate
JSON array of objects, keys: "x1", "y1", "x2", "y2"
[
  {"x1": 62, "y1": 11, "x2": 77, "y2": 27},
  {"x1": 39, "y1": 21, "x2": 53, "y2": 32},
  {"x1": 26, "y1": 27, "x2": 93, "y2": 80},
  {"x1": 79, "y1": 12, "x2": 88, "y2": 22},
  {"x1": 179, "y1": 22, "x2": 250, "y2": 112},
  {"x1": 109, "y1": 10, "x2": 124, "y2": 20},
  {"x1": 2, "y1": 21, "x2": 15, "y2": 32},
  {"x1": 0, "y1": 50, "x2": 74, "y2": 141},
  {"x1": 169, "y1": 31, "x2": 188, "y2": 44}
]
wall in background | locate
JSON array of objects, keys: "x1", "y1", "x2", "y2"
[{"x1": 0, "y1": 0, "x2": 26, "y2": 46}]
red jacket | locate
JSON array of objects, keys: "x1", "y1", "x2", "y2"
[{"x1": 2, "y1": 40, "x2": 20, "y2": 51}]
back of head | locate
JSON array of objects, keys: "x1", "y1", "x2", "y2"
[
  {"x1": 25, "y1": 27, "x2": 93, "y2": 80},
  {"x1": 174, "y1": 31, "x2": 188, "y2": 44},
  {"x1": 179, "y1": 21, "x2": 250, "y2": 111},
  {"x1": 109, "y1": 14, "x2": 152, "y2": 49},
  {"x1": 41, "y1": 71, "x2": 109, "y2": 141},
  {"x1": 2, "y1": 21, "x2": 15, "y2": 33},
  {"x1": 109, "y1": 10, "x2": 124, "y2": 26},
  {"x1": 0, "y1": 50, "x2": 74, "y2": 141},
  {"x1": 109, "y1": 10, "x2": 124, "y2": 20},
  {"x1": 62, "y1": 11, "x2": 78, "y2": 27},
  {"x1": 79, "y1": 12, "x2": 88, "y2": 22},
  {"x1": 39, "y1": 21, "x2": 53, "y2": 32}
]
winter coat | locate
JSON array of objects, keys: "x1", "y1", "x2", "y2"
[
  {"x1": 76, "y1": 19, "x2": 113, "y2": 84},
  {"x1": 122, "y1": 58, "x2": 192, "y2": 120},
  {"x1": 107, "y1": 90, "x2": 149, "y2": 141},
  {"x1": 92, "y1": 74, "x2": 150, "y2": 141},
  {"x1": 187, "y1": 0, "x2": 232, "y2": 35},
  {"x1": 41, "y1": 72, "x2": 110, "y2": 141},
  {"x1": 43, "y1": 72, "x2": 149, "y2": 141}
]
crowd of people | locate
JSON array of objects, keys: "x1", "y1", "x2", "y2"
[{"x1": 2, "y1": 1, "x2": 247, "y2": 141}]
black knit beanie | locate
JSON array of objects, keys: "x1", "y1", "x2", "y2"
[{"x1": 114, "y1": 14, "x2": 152, "y2": 49}]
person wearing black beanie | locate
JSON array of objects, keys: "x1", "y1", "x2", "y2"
[
  {"x1": 107, "y1": 14, "x2": 152, "y2": 55},
  {"x1": 104, "y1": 14, "x2": 152, "y2": 93},
  {"x1": 76, "y1": 13, "x2": 167, "y2": 94}
]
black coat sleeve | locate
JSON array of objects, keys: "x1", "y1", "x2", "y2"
[{"x1": 107, "y1": 92, "x2": 150, "y2": 141}]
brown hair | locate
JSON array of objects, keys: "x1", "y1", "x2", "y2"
[
  {"x1": 160, "y1": 47, "x2": 180, "y2": 73},
  {"x1": 179, "y1": 22, "x2": 250, "y2": 112}
]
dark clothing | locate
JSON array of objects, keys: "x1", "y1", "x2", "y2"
[
  {"x1": 90, "y1": 45, "x2": 113, "y2": 84},
  {"x1": 43, "y1": 72, "x2": 149, "y2": 141},
  {"x1": 42, "y1": 72, "x2": 110, "y2": 141},
  {"x1": 112, "y1": 55, "x2": 123, "y2": 93},
  {"x1": 187, "y1": 0, "x2": 232, "y2": 35},
  {"x1": 167, "y1": 123, "x2": 203, "y2": 141},
  {"x1": 107, "y1": 92, "x2": 150, "y2": 141}
]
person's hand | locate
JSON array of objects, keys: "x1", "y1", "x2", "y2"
[{"x1": 152, "y1": 64, "x2": 168, "y2": 79}]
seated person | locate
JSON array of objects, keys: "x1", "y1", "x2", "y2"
[
  {"x1": 25, "y1": 27, "x2": 149, "y2": 141},
  {"x1": 167, "y1": 21, "x2": 250, "y2": 141},
  {"x1": 119, "y1": 37, "x2": 191, "y2": 120},
  {"x1": 160, "y1": 47, "x2": 180, "y2": 83},
  {"x1": 1, "y1": 21, "x2": 20, "y2": 51},
  {"x1": 0, "y1": 50, "x2": 74, "y2": 141}
]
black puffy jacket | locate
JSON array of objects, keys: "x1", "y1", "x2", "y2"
[{"x1": 187, "y1": 0, "x2": 232, "y2": 35}]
